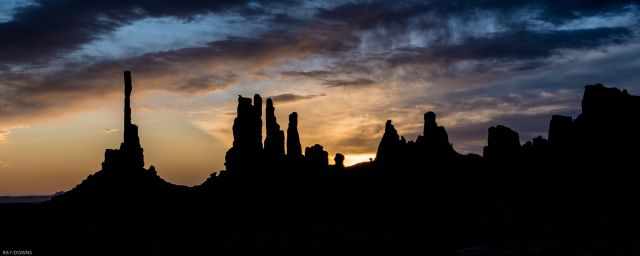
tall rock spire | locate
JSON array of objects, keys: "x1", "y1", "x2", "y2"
[
  {"x1": 120, "y1": 71, "x2": 144, "y2": 169},
  {"x1": 264, "y1": 98, "x2": 285, "y2": 160},
  {"x1": 102, "y1": 71, "x2": 145, "y2": 170},
  {"x1": 124, "y1": 71, "x2": 132, "y2": 130},
  {"x1": 254, "y1": 94, "x2": 263, "y2": 151},
  {"x1": 287, "y1": 112, "x2": 303, "y2": 160}
]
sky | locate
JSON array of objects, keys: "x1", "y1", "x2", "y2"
[{"x1": 1, "y1": 0, "x2": 639, "y2": 195}]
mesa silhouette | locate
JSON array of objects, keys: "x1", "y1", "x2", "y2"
[{"x1": 4, "y1": 71, "x2": 640, "y2": 255}]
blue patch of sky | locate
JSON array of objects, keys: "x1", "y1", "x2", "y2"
[
  {"x1": 0, "y1": 0, "x2": 36, "y2": 23},
  {"x1": 66, "y1": 13, "x2": 273, "y2": 63},
  {"x1": 526, "y1": 6, "x2": 639, "y2": 31}
]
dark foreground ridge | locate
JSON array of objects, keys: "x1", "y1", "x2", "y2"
[{"x1": 3, "y1": 71, "x2": 640, "y2": 255}]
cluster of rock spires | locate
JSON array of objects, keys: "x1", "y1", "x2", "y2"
[
  {"x1": 375, "y1": 111, "x2": 458, "y2": 170},
  {"x1": 53, "y1": 71, "x2": 640, "y2": 202},
  {"x1": 481, "y1": 84, "x2": 640, "y2": 164},
  {"x1": 376, "y1": 83, "x2": 640, "y2": 171},
  {"x1": 222, "y1": 93, "x2": 332, "y2": 176}
]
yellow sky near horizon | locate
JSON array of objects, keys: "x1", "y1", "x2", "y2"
[{"x1": 0, "y1": 86, "x2": 395, "y2": 195}]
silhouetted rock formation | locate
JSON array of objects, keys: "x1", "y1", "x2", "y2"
[
  {"x1": 334, "y1": 153, "x2": 345, "y2": 169},
  {"x1": 225, "y1": 95, "x2": 263, "y2": 173},
  {"x1": 483, "y1": 125, "x2": 520, "y2": 161},
  {"x1": 286, "y1": 112, "x2": 303, "y2": 160},
  {"x1": 418, "y1": 112, "x2": 451, "y2": 150},
  {"x1": 53, "y1": 71, "x2": 181, "y2": 205},
  {"x1": 581, "y1": 84, "x2": 635, "y2": 118},
  {"x1": 102, "y1": 71, "x2": 145, "y2": 170},
  {"x1": 548, "y1": 115, "x2": 573, "y2": 147},
  {"x1": 374, "y1": 111, "x2": 462, "y2": 172},
  {"x1": 22, "y1": 78, "x2": 640, "y2": 255},
  {"x1": 522, "y1": 136, "x2": 550, "y2": 160},
  {"x1": 375, "y1": 120, "x2": 401, "y2": 167},
  {"x1": 305, "y1": 144, "x2": 329, "y2": 169},
  {"x1": 254, "y1": 94, "x2": 263, "y2": 151},
  {"x1": 573, "y1": 84, "x2": 640, "y2": 161},
  {"x1": 263, "y1": 98, "x2": 285, "y2": 161}
]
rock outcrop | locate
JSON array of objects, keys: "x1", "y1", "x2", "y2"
[
  {"x1": 334, "y1": 153, "x2": 345, "y2": 169},
  {"x1": 573, "y1": 84, "x2": 640, "y2": 161},
  {"x1": 254, "y1": 94, "x2": 263, "y2": 151},
  {"x1": 375, "y1": 120, "x2": 401, "y2": 167},
  {"x1": 263, "y1": 98, "x2": 285, "y2": 161},
  {"x1": 54, "y1": 71, "x2": 180, "y2": 204},
  {"x1": 225, "y1": 95, "x2": 263, "y2": 173},
  {"x1": 286, "y1": 112, "x2": 303, "y2": 160},
  {"x1": 483, "y1": 125, "x2": 520, "y2": 161},
  {"x1": 420, "y1": 112, "x2": 450, "y2": 149},
  {"x1": 305, "y1": 144, "x2": 328, "y2": 169},
  {"x1": 548, "y1": 115, "x2": 573, "y2": 147}
]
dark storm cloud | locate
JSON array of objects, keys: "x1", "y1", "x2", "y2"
[
  {"x1": 0, "y1": 0, "x2": 297, "y2": 65},
  {"x1": 271, "y1": 0, "x2": 639, "y2": 91},
  {"x1": 4, "y1": 0, "x2": 635, "y2": 67},
  {"x1": 270, "y1": 93, "x2": 325, "y2": 103}
]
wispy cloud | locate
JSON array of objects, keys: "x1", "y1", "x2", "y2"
[
  {"x1": 104, "y1": 128, "x2": 120, "y2": 134},
  {"x1": 324, "y1": 78, "x2": 376, "y2": 88},
  {"x1": 270, "y1": 93, "x2": 325, "y2": 103}
]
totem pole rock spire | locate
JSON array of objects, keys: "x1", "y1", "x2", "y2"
[
  {"x1": 119, "y1": 71, "x2": 144, "y2": 168},
  {"x1": 101, "y1": 71, "x2": 145, "y2": 170},
  {"x1": 124, "y1": 71, "x2": 132, "y2": 129}
]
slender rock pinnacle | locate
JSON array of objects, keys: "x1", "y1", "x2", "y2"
[
  {"x1": 264, "y1": 98, "x2": 285, "y2": 160},
  {"x1": 287, "y1": 112, "x2": 303, "y2": 160}
]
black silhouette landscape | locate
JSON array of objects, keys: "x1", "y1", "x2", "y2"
[{"x1": 2, "y1": 70, "x2": 640, "y2": 255}]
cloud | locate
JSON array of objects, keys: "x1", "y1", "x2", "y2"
[
  {"x1": 324, "y1": 78, "x2": 376, "y2": 88},
  {"x1": 388, "y1": 27, "x2": 634, "y2": 66},
  {"x1": 104, "y1": 128, "x2": 119, "y2": 134},
  {"x1": 0, "y1": 20, "x2": 356, "y2": 126},
  {"x1": 270, "y1": 93, "x2": 325, "y2": 103},
  {"x1": 280, "y1": 70, "x2": 335, "y2": 79},
  {"x1": 332, "y1": 122, "x2": 384, "y2": 154},
  {"x1": 0, "y1": 129, "x2": 10, "y2": 142},
  {"x1": 0, "y1": 0, "x2": 295, "y2": 65},
  {"x1": 178, "y1": 73, "x2": 238, "y2": 94},
  {"x1": 317, "y1": 1, "x2": 639, "y2": 30}
]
